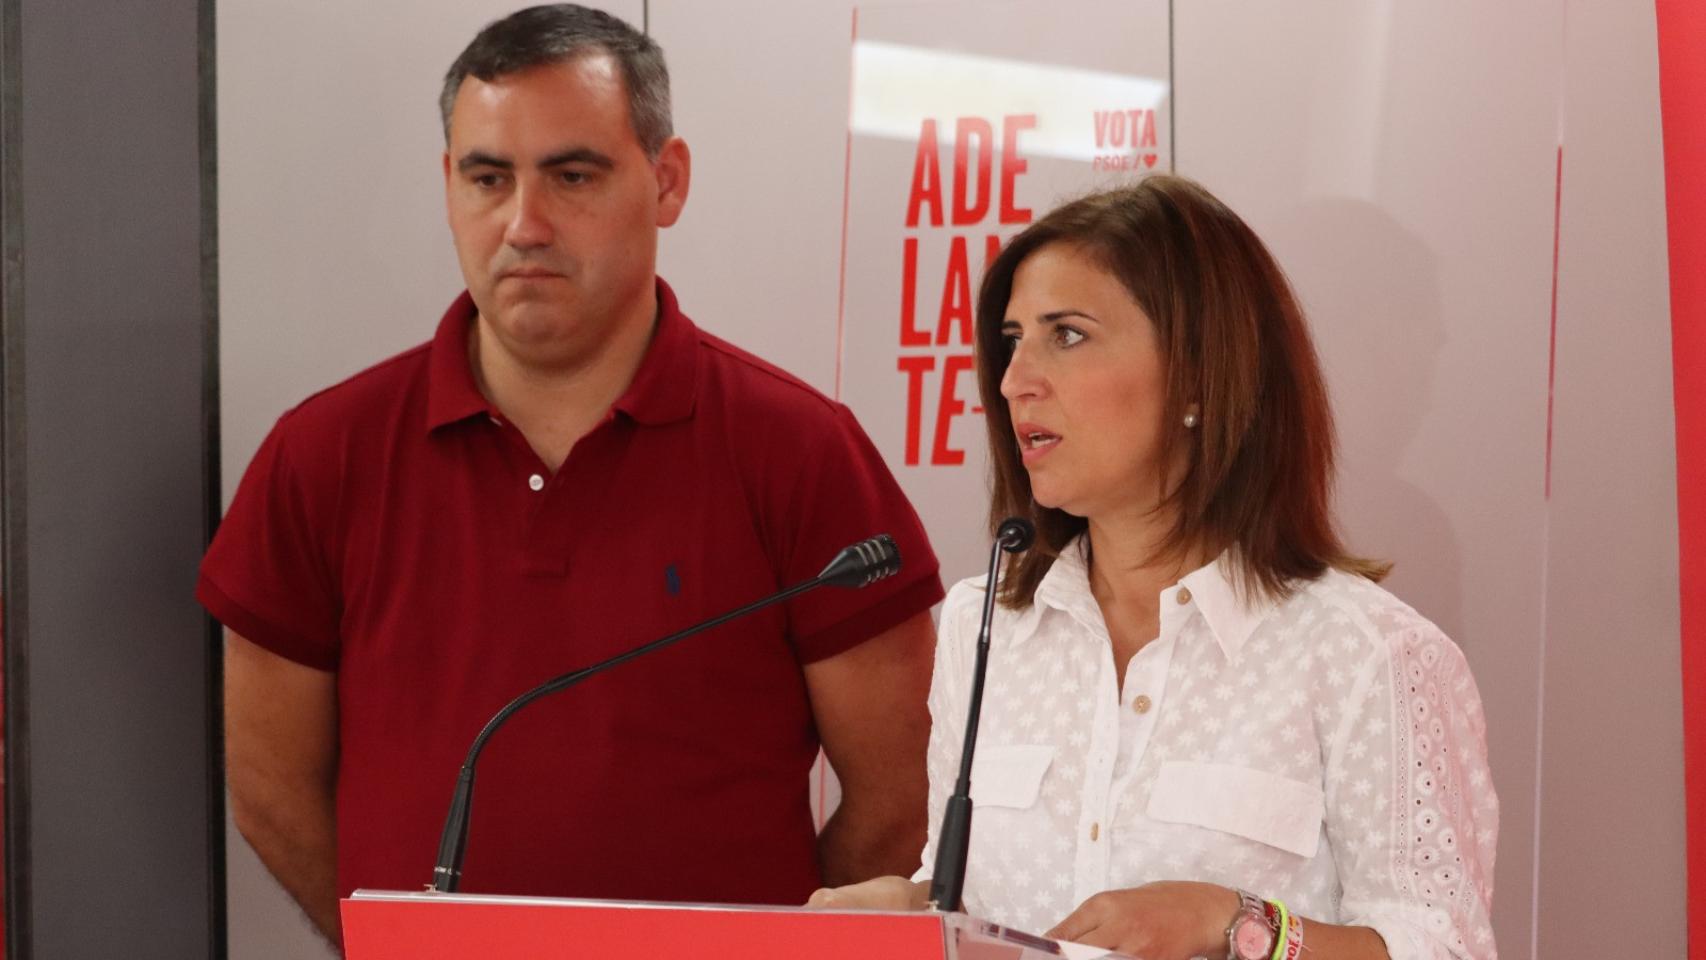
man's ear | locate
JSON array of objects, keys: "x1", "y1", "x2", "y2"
[
  {"x1": 442, "y1": 149, "x2": 456, "y2": 210},
  {"x1": 654, "y1": 137, "x2": 692, "y2": 228}
]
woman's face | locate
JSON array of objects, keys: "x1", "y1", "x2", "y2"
[{"x1": 999, "y1": 242, "x2": 1178, "y2": 521}]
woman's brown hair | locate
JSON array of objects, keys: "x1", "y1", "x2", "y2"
[{"x1": 977, "y1": 175, "x2": 1387, "y2": 607}]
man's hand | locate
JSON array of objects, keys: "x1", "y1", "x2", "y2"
[
  {"x1": 224, "y1": 631, "x2": 342, "y2": 948},
  {"x1": 803, "y1": 610, "x2": 934, "y2": 886},
  {"x1": 806, "y1": 875, "x2": 930, "y2": 911}
]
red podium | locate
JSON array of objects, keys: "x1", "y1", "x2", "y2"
[{"x1": 342, "y1": 890, "x2": 1129, "y2": 959}]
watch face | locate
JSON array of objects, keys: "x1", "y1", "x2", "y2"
[{"x1": 1232, "y1": 916, "x2": 1274, "y2": 960}]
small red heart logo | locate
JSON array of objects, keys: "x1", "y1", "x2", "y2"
[{"x1": 1143, "y1": 154, "x2": 1157, "y2": 169}]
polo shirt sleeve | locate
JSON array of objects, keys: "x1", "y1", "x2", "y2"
[
  {"x1": 197, "y1": 415, "x2": 342, "y2": 671},
  {"x1": 776, "y1": 403, "x2": 945, "y2": 664}
]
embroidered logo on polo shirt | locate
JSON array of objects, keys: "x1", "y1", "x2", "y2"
[{"x1": 665, "y1": 564, "x2": 682, "y2": 596}]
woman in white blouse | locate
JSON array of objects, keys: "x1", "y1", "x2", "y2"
[{"x1": 808, "y1": 176, "x2": 1498, "y2": 960}]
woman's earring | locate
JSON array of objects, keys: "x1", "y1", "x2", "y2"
[{"x1": 1183, "y1": 411, "x2": 1200, "y2": 429}]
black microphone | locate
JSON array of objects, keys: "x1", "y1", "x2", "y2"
[
  {"x1": 928, "y1": 516, "x2": 1034, "y2": 913},
  {"x1": 430, "y1": 534, "x2": 902, "y2": 893}
]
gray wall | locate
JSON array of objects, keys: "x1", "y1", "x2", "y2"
[
  {"x1": 1539, "y1": 0, "x2": 1686, "y2": 954},
  {"x1": 3, "y1": 0, "x2": 221, "y2": 956}
]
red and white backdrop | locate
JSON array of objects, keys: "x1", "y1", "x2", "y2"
[
  {"x1": 215, "y1": 1, "x2": 1693, "y2": 957},
  {"x1": 1655, "y1": 2, "x2": 1705, "y2": 956},
  {"x1": 806, "y1": 0, "x2": 1171, "y2": 826},
  {"x1": 837, "y1": 0, "x2": 1171, "y2": 582}
]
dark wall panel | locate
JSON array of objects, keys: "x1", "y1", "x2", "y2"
[{"x1": 6, "y1": 0, "x2": 219, "y2": 955}]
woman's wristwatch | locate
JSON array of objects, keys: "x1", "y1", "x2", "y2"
[
  {"x1": 1226, "y1": 889, "x2": 1304, "y2": 960},
  {"x1": 1225, "y1": 889, "x2": 1277, "y2": 960}
]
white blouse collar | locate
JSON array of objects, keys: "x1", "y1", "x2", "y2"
[{"x1": 1017, "y1": 535, "x2": 1276, "y2": 661}]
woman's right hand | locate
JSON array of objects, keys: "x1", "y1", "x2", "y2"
[{"x1": 805, "y1": 876, "x2": 931, "y2": 911}]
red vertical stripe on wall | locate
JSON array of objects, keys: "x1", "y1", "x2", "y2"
[{"x1": 1656, "y1": 3, "x2": 1706, "y2": 958}]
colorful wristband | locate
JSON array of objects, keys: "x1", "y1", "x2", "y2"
[{"x1": 1261, "y1": 899, "x2": 1305, "y2": 960}]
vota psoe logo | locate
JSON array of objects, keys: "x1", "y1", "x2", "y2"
[{"x1": 1091, "y1": 108, "x2": 1160, "y2": 172}]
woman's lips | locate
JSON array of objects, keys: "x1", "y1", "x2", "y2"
[{"x1": 1014, "y1": 423, "x2": 1061, "y2": 465}]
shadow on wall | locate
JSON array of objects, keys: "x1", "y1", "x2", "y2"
[{"x1": 1265, "y1": 197, "x2": 1464, "y2": 642}]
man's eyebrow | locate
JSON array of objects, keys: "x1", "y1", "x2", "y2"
[
  {"x1": 456, "y1": 151, "x2": 512, "y2": 173},
  {"x1": 538, "y1": 147, "x2": 615, "y2": 170}
]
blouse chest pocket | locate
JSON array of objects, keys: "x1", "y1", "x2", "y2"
[
  {"x1": 969, "y1": 744, "x2": 1055, "y2": 809},
  {"x1": 1146, "y1": 760, "x2": 1325, "y2": 859}
]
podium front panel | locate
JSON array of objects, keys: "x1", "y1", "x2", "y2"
[
  {"x1": 344, "y1": 890, "x2": 1134, "y2": 959},
  {"x1": 343, "y1": 891, "x2": 945, "y2": 959}
]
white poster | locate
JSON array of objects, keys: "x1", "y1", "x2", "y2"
[{"x1": 837, "y1": 0, "x2": 1173, "y2": 579}]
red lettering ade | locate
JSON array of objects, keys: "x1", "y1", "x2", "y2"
[{"x1": 895, "y1": 115, "x2": 1035, "y2": 466}]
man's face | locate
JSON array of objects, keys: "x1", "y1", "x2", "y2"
[{"x1": 443, "y1": 54, "x2": 689, "y2": 369}]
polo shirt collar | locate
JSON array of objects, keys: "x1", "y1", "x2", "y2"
[
  {"x1": 424, "y1": 277, "x2": 698, "y2": 433},
  {"x1": 425, "y1": 290, "x2": 491, "y2": 431},
  {"x1": 1017, "y1": 535, "x2": 1275, "y2": 661},
  {"x1": 612, "y1": 277, "x2": 698, "y2": 426}
]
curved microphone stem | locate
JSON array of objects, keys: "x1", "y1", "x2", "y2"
[
  {"x1": 928, "y1": 522, "x2": 1028, "y2": 912},
  {"x1": 430, "y1": 535, "x2": 899, "y2": 893}
]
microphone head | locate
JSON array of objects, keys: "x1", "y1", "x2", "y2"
[
  {"x1": 817, "y1": 534, "x2": 902, "y2": 588},
  {"x1": 995, "y1": 517, "x2": 1036, "y2": 553}
]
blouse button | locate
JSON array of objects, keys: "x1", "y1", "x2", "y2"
[
  {"x1": 528, "y1": 473, "x2": 545, "y2": 491},
  {"x1": 1089, "y1": 822, "x2": 1100, "y2": 842},
  {"x1": 1132, "y1": 694, "x2": 1153, "y2": 714},
  {"x1": 1176, "y1": 586, "x2": 1192, "y2": 605}
]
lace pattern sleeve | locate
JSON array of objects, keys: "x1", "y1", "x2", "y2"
[{"x1": 1323, "y1": 617, "x2": 1500, "y2": 960}]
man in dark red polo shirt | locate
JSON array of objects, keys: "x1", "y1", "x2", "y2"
[{"x1": 199, "y1": 5, "x2": 943, "y2": 949}]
